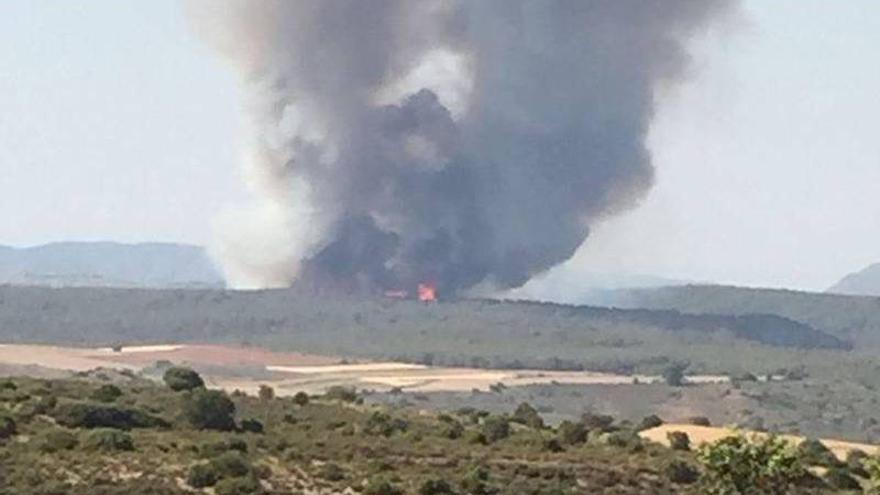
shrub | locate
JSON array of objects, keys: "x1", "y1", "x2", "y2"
[
  {"x1": 688, "y1": 416, "x2": 711, "y2": 426},
  {"x1": 318, "y1": 462, "x2": 346, "y2": 481},
  {"x1": 511, "y1": 402, "x2": 544, "y2": 429},
  {"x1": 200, "y1": 439, "x2": 248, "y2": 458},
  {"x1": 292, "y1": 391, "x2": 309, "y2": 406},
  {"x1": 187, "y1": 463, "x2": 219, "y2": 488},
  {"x1": 638, "y1": 414, "x2": 663, "y2": 431},
  {"x1": 325, "y1": 386, "x2": 358, "y2": 402},
  {"x1": 241, "y1": 418, "x2": 264, "y2": 434},
  {"x1": 439, "y1": 419, "x2": 464, "y2": 440},
  {"x1": 823, "y1": 466, "x2": 860, "y2": 491},
  {"x1": 481, "y1": 415, "x2": 510, "y2": 443},
  {"x1": 460, "y1": 466, "x2": 493, "y2": 495},
  {"x1": 365, "y1": 411, "x2": 408, "y2": 437},
  {"x1": 52, "y1": 403, "x2": 167, "y2": 430},
  {"x1": 0, "y1": 414, "x2": 16, "y2": 439},
  {"x1": 666, "y1": 460, "x2": 699, "y2": 484},
  {"x1": 210, "y1": 452, "x2": 252, "y2": 478},
  {"x1": 37, "y1": 429, "x2": 79, "y2": 453},
  {"x1": 556, "y1": 420, "x2": 587, "y2": 445},
  {"x1": 257, "y1": 385, "x2": 274, "y2": 401},
  {"x1": 419, "y1": 478, "x2": 455, "y2": 495},
  {"x1": 364, "y1": 477, "x2": 403, "y2": 495},
  {"x1": 184, "y1": 389, "x2": 236, "y2": 431},
  {"x1": 581, "y1": 413, "x2": 614, "y2": 432},
  {"x1": 84, "y1": 428, "x2": 134, "y2": 452},
  {"x1": 667, "y1": 431, "x2": 691, "y2": 451},
  {"x1": 698, "y1": 434, "x2": 805, "y2": 495},
  {"x1": 163, "y1": 367, "x2": 205, "y2": 392},
  {"x1": 797, "y1": 439, "x2": 840, "y2": 468},
  {"x1": 91, "y1": 384, "x2": 122, "y2": 403},
  {"x1": 662, "y1": 363, "x2": 687, "y2": 387},
  {"x1": 214, "y1": 476, "x2": 261, "y2": 495}
]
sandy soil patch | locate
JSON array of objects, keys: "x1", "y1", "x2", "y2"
[{"x1": 640, "y1": 424, "x2": 878, "y2": 460}]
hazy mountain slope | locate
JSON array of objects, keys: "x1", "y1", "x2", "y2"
[
  {"x1": 0, "y1": 242, "x2": 224, "y2": 288},
  {"x1": 601, "y1": 284, "x2": 880, "y2": 347},
  {"x1": 828, "y1": 263, "x2": 880, "y2": 296}
]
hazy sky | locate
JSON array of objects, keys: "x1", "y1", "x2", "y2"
[{"x1": 2, "y1": 1, "x2": 879, "y2": 291}]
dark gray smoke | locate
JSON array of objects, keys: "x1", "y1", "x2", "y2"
[{"x1": 188, "y1": 1, "x2": 735, "y2": 294}]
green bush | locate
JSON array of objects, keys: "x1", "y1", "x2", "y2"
[
  {"x1": 511, "y1": 402, "x2": 544, "y2": 429},
  {"x1": 365, "y1": 411, "x2": 408, "y2": 437},
  {"x1": 697, "y1": 434, "x2": 805, "y2": 495},
  {"x1": 52, "y1": 403, "x2": 167, "y2": 430},
  {"x1": 667, "y1": 431, "x2": 691, "y2": 451},
  {"x1": 666, "y1": 460, "x2": 699, "y2": 484},
  {"x1": 662, "y1": 363, "x2": 687, "y2": 387},
  {"x1": 0, "y1": 414, "x2": 16, "y2": 439},
  {"x1": 210, "y1": 452, "x2": 252, "y2": 478},
  {"x1": 481, "y1": 415, "x2": 510, "y2": 443},
  {"x1": 460, "y1": 466, "x2": 493, "y2": 495},
  {"x1": 556, "y1": 420, "x2": 587, "y2": 445},
  {"x1": 797, "y1": 438, "x2": 840, "y2": 468},
  {"x1": 163, "y1": 367, "x2": 205, "y2": 392},
  {"x1": 214, "y1": 476, "x2": 261, "y2": 495},
  {"x1": 84, "y1": 428, "x2": 134, "y2": 452},
  {"x1": 292, "y1": 391, "x2": 309, "y2": 406},
  {"x1": 318, "y1": 462, "x2": 346, "y2": 481},
  {"x1": 324, "y1": 386, "x2": 358, "y2": 403},
  {"x1": 184, "y1": 389, "x2": 236, "y2": 431},
  {"x1": 823, "y1": 466, "x2": 860, "y2": 491},
  {"x1": 37, "y1": 429, "x2": 79, "y2": 453},
  {"x1": 637, "y1": 414, "x2": 663, "y2": 431},
  {"x1": 187, "y1": 463, "x2": 219, "y2": 488},
  {"x1": 581, "y1": 413, "x2": 614, "y2": 432},
  {"x1": 419, "y1": 478, "x2": 455, "y2": 495},
  {"x1": 364, "y1": 477, "x2": 403, "y2": 495},
  {"x1": 240, "y1": 418, "x2": 264, "y2": 434},
  {"x1": 688, "y1": 416, "x2": 711, "y2": 426},
  {"x1": 199, "y1": 439, "x2": 248, "y2": 458},
  {"x1": 91, "y1": 384, "x2": 122, "y2": 403},
  {"x1": 257, "y1": 385, "x2": 274, "y2": 401}
]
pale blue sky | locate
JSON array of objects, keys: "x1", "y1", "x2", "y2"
[{"x1": 2, "y1": 1, "x2": 879, "y2": 291}]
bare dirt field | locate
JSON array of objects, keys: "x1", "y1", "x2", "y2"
[
  {"x1": 640, "y1": 424, "x2": 879, "y2": 459},
  {"x1": 0, "y1": 342, "x2": 726, "y2": 395}
]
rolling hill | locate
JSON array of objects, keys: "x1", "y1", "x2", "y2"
[
  {"x1": 0, "y1": 241, "x2": 224, "y2": 289},
  {"x1": 828, "y1": 262, "x2": 880, "y2": 296}
]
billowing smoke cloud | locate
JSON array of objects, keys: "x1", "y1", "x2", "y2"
[{"x1": 188, "y1": 1, "x2": 734, "y2": 294}]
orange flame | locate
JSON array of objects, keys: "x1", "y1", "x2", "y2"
[{"x1": 417, "y1": 282, "x2": 437, "y2": 302}]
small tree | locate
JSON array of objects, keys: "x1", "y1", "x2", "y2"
[
  {"x1": 184, "y1": 389, "x2": 236, "y2": 431},
  {"x1": 698, "y1": 434, "x2": 805, "y2": 495},
  {"x1": 638, "y1": 414, "x2": 663, "y2": 431},
  {"x1": 557, "y1": 420, "x2": 587, "y2": 445},
  {"x1": 0, "y1": 415, "x2": 16, "y2": 439},
  {"x1": 292, "y1": 391, "x2": 309, "y2": 406},
  {"x1": 481, "y1": 415, "x2": 510, "y2": 443},
  {"x1": 662, "y1": 363, "x2": 688, "y2": 387},
  {"x1": 666, "y1": 460, "x2": 700, "y2": 484},
  {"x1": 85, "y1": 428, "x2": 134, "y2": 452},
  {"x1": 163, "y1": 367, "x2": 205, "y2": 392},
  {"x1": 511, "y1": 402, "x2": 544, "y2": 429},
  {"x1": 667, "y1": 431, "x2": 691, "y2": 451},
  {"x1": 258, "y1": 385, "x2": 274, "y2": 401},
  {"x1": 91, "y1": 384, "x2": 122, "y2": 403}
]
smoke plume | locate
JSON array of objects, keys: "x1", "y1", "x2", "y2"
[{"x1": 188, "y1": 1, "x2": 735, "y2": 294}]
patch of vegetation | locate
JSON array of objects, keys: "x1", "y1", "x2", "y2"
[{"x1": 163, "y1": 366, "x2": 205, "y2": 392}]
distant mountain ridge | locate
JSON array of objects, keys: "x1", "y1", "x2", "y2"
[
  {"x1": 828, "y1": 262, "x2": 880, "y2": 296},
  {"x1": 0, "y1": 241, "x2": 224, "y2": 289}
]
